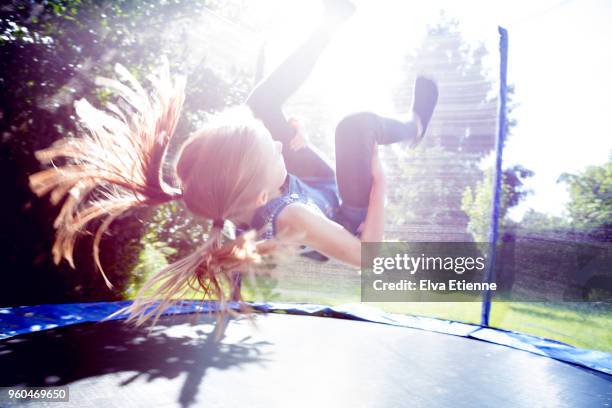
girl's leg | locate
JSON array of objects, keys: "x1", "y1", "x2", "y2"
[
  {"x1": 334, "y1": 112, "x2": 419, "y2": 234},
  {"x1": 246, "y1": 5, "x2": 354, "y2": 180},
  {"x1": 334, "y1": 76, "x2": 438, "y2": 234}
]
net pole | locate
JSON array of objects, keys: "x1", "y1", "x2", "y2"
[{"x1": 481, "y1": 26, "x2": 509, "y2": 327}]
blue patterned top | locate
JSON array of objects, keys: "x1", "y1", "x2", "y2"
[
  {"x1": 236, "y1": 173, "x2": 340, "y2": 262},
  {"x1": 250, "y1": 173, "x2": 340, "y2": 240}
]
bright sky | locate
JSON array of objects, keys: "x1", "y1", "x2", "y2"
[
  {"x1": 497, "y1": 0, "x2": 612, "y2": 219},
  {"x1": 242, "y1": 0, "x2": 612, "y2": 220}
]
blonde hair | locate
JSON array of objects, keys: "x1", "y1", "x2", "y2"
[
  {"x1": 29, "y1": 59, "x2": 280, "y2": 330},
  {"x1": 176, "y1": 107, "x2": 275, "y2": 221}
]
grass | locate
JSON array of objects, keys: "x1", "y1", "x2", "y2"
[
  {"x1": 127, "y1": 246, "x2": 612, "y2": 352},
  {"x1": 242, "y1": 274, "x2": 612, "y2": 352},
  {"x1": 488, "y1": 302, "x2": 612, "y2": 351}
]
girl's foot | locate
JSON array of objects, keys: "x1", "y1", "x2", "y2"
[{"x1": 410, "y1": 76, "x2": 438, "y2": 147}]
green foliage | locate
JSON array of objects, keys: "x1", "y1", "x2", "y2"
[
  {"x1": 141, "y1": 200, "x2": 209, "y2": 261},
  {"x1": 519, "y1": 209, "x2": 570, "y2": 231},
  {"x1": 0, "y1": 0, "x2": 254, "y2": 305},
  {"x1": 124, "y1": 241, "x2": 173, "y2": 299},
  {"x1": 557, "y1": 154, "x2": 612, "y2": 231},
  {"x1": 386, "y1": 146, "x2": 478, "y2": 228},
  {"x1": 462, "y1": 165, "x2": 534, "y2": 241},
  {"x1": 241, "y1": 275, "x2": 282, "y2": 302},
  {"x1": 515, "y1": 154, "x2": 611, "y2": 236}
]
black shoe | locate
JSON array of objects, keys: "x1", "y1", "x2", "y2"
[
  {"x1": 411, "y1": 76, "x2": 438, "y2": 147},
  {"x1": 299, "y1": 246, "x2": 330, "y2": 262}
]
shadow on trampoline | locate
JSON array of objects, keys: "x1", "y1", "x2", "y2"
[
  {"x1": 1, "y1": 311, "x2": 610, "y2": 407},
  {"x1": 0, "y1": 314, "x2": 272, "y2": 407}
]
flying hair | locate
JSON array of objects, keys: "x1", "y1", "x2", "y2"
[{"x1": 29, "y1": 58, "x2": 284, "y2": 333}]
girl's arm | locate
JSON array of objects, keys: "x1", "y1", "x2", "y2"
[
  {"x1": 276, "y1": 146, "x2": 386, "y2": 268},
  {"x1": 276, "y1": 203, "x2": 363, "y2": 267}
]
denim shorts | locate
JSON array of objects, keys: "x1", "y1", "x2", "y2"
[
  {"x1": 333, "y1": 203, "x2": 368, "y2": 237},
  {"x1": 302, "y1": 178, "x2": 368, "y2": 237}
]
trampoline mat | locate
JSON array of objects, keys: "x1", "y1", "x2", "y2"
[{"x1": 0, "y1": 312, "x2": 610, "y2": 407}]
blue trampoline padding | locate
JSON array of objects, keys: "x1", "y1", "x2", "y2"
[{"x1": 1, "y1": 300, "x2": 611, "y2": 376}]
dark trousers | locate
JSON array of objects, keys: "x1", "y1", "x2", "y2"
[{"x1": 245, "y1": 26, "x2": 418, "y2": 232}]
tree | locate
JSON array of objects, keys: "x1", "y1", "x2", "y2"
[
  {"x1": 0, "y1": 0, "x2": 256, "y2": 306},
  {"x1": 557, "y1": 154, "x2": 611, "y2": 235},
  {"x1": 462, "y1": 165, "x2": 534, "y2": 241},
  {"x1": 519, "y1": 209, "x2": 569, "y2": 232},
  {"x1": 387, "y1": 15, "x2": 504, "y2": 240}
]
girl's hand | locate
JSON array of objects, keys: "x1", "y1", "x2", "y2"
[{"x1": 288, "y1": 117, "x2": 309, "y2": 151}]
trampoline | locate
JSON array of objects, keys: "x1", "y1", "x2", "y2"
[
  {"x1": 2, "y1": 3, "x2": 611, "y2": 408},
  {"x1": 1, "y1": 302, "x2": 611, "y2": 407}
]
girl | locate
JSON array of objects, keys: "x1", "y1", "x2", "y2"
[{"x1": 29, "y1": 0, "x2": 438, "y2": 326}]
